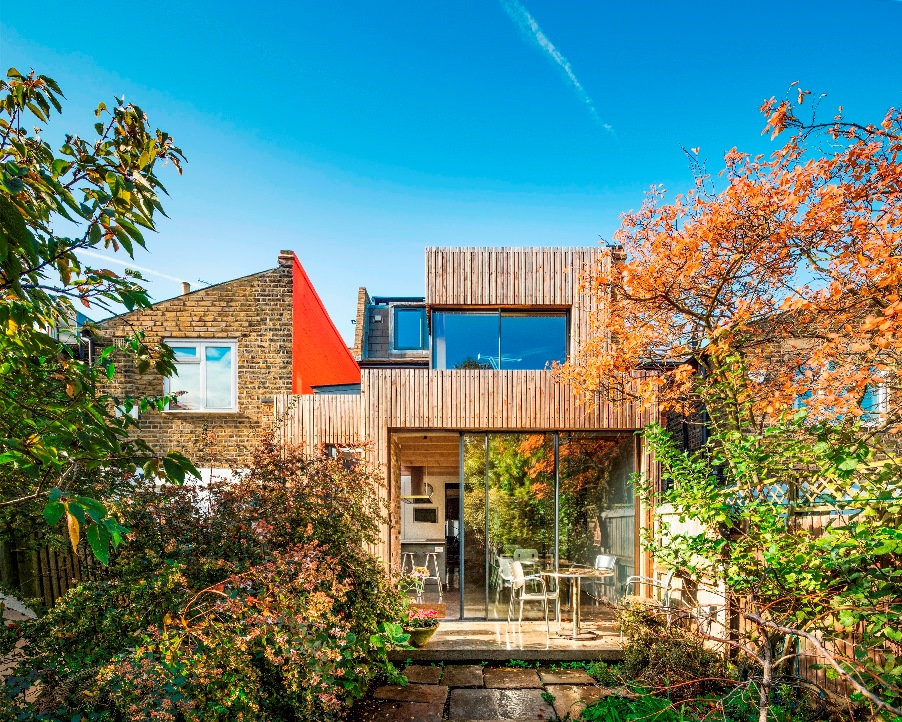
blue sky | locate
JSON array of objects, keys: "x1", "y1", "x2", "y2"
[{"x1": 3, "y1": 1, "x2": 901, "y2": 342}]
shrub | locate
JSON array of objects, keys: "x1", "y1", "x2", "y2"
[
  {"x1": 620, "y1": 601, "x2": 726, "y2": 701},
  {"x1": 2, "y1": 436, "x2": 406, "y2": 721}
]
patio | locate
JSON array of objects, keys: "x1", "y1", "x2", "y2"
[{"x1": 390, "y1": 618, "x2": 623, "y2": 663}]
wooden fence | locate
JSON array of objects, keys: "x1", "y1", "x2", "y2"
[
  {"x1": 0, "y1": 537, "x2": 94, "y2": 607},
  {"x1": 659, "y1": 506, "x2": 863, "y2": 697}
]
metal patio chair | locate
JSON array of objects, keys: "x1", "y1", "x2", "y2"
[{"x1": 507, "y1": 560, "x2": 552, "y2": 639}]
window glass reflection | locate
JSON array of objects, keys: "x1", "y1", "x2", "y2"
[
  {"x1": 204, "y1": 346, "x2": 234, "y2": 409},
  {"x1": 432, "y1": 311, "x2": 567, "y2": 370},
  {"x1": 500, "y1": 314, "x2": 567, "y2": 370},
  {"x1": 433, "y1": 312, "x2": 498, "y2": 369},
  {"x1": 170, "y1": 361, "x2": 200, "y2": 410},
  {"x1": 395, "y1": 307, "x2": 427, "y2": 350}
]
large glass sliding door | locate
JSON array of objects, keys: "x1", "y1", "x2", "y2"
[
  {"x1": 462, "y1": 434, "x2": 487, "y2": 618},
  {"x1": 455, "y1": 431, "x2": 636, "y2": 620},
  {"x1": 559, "y1": 433, "x2": 636, "y2": 602},
  {"x1": 486, "y1": 433, "x2": 555, "y2": 620}
]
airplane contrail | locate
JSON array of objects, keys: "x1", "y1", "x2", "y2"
[
  {"x1": 499, "y1": 0, "x2": 613, "y2": 134},
  {"x1": 76, "y1": 249, "x2": 185, "y2": 283}
]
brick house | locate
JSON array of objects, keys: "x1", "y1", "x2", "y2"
[{"x1": 95, "y1": 250, "x2": 359, "y2": 472}]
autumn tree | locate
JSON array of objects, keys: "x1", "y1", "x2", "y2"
[
  {"x1": 560, "y1": 91, "x2": 902, "y2": 719},
  {"x1": 0, "y1": 68, "x2": 197, "y2": 563},
  {"x1": 563, "y1": 89, "x2": 901, "y2": 436}
]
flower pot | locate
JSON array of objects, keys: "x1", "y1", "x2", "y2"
[{"x1": 404, "y1": 624, "x2": 439, "y2": 647}]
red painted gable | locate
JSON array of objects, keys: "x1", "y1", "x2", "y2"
[{"x1": 290, "y1": 254, "x2": 360, "y2": 394}]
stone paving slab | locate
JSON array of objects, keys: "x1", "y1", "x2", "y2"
[
  {"x1": 538, "y1": 667, "x2": 595, "y2": 685},
  {"x1": 483, "y1": 667, "x2": 543, "y2": 689},
  {"x1": 448, "y1": 687, "x2": 556, "y2": 720},
  {"x1": 403, "y1": 665, "x2": 444, "y2": 685},
  {"x1": 442, "y1": 663, "x2": 485, "y2": 687},
  {"x1": 373, "y1": 683, "x2": 449, "y2": 705},
  {"x1": 545, "y1": 684, "x2": 614, "y2": 719},
  {"x1": 359, "y1": 700, "x2": 445, "y2": 721},
  {"x1": 498, "y1": 688, "x2": 555, "y2": 718},
  {"x1": 449, "y1": 688, "x2": 500, "y2": 719}
]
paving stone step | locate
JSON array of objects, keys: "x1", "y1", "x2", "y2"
[
  {"x1": 373, "y1": 683, "x2": 449, "y2": 705},
  {"x1": 403, "y1": 664, "x2": 444, "y2": 685},
  {"x1": 360, "y1": 699, "x2": 444, "y2": 721},
  {"x1": 448, "y1": 688, "x2": 555, "y2": 720}
]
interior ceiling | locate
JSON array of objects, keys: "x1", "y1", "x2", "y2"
[{"x1": 395, "y1": 433, "x2": 459, "y2": 477}]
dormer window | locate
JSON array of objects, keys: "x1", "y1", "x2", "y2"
[{"x1": 393, "y1": 306, "x2": 428, "y2": 351}]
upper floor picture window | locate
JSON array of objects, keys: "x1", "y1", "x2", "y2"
[
  {"x1": 394, "y1": 307, "x2": 428, "y2": 351},
  {"x1": 165, "y1": 340, "x2": 237, "y2": 412},
  {"x1": 432, "y1": 311, "x2": 567, "y2": 370}
]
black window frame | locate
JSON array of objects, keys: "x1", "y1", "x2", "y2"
[{"x1": 431, "y1": 308, "x2": 569, "y2": 370}]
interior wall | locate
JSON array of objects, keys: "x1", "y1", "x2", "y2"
[{"x1": 400, "y1": 472, "x2": 455, "y2": 540}]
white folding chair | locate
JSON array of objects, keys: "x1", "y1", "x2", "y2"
[
  {"x1": 622, "y1": 569, "x2": 676, "y2": 607},
  {"x1": 422, "y1": 551, "x2": 443, "y2": 602},
  {"x1": 514, "y1": 547, "x2": 539, "y2": 563},
  {"x1": 507, "y1": 561, "x2": 551, "y2": 639},
  {"x1": 589, "y1": 554, "x2": 617, "y2": 603},
  {"x1": 495, "y1": 556, "x2": 514, "y2": 604}
]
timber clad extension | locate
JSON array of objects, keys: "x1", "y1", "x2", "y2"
[{"x1": 275, "y1": 247, "x2": 661, "y2": 582}]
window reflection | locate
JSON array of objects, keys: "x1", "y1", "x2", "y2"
[
  {"x1": 433, "y1": 312, "x2": 498, "y2": 370},
  {"x1": 432, "y1": 311, "x2": 567, "y2": 370},
  {"x1": 500, "y1": 314, "x2": 567, "y2": 370},
  {"x1": 204, "y1": 346, "x2": 234, "y2": 409},
  {"x1": 394, "y1": 307, "x2": 427, "y2": 350}
]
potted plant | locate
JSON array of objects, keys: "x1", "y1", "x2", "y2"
[{"x1": 403, "y1": 606, "x2": 441, "y2": 647}]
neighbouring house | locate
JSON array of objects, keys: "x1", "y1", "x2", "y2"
[
  {"x1": 274, "y1": 246, "x2": 663, "y2": 621},
  {"x1": 95, "y1": 250, "x2": 360, "y2": 474}
]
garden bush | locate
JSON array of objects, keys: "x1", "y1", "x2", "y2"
[
  {"x1": 1, "y1": 435, "x2": 407, "y2": 721},
  {"x1": 620, "y1": 601, "x2": 726, "y2": 701}
]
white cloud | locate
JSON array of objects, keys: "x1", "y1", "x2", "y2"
[
  {"x1": 499, "y1": 0, "x2": 613, "y2": 134},
  {"x1": 76, "y1": 249, "x2": 185, "y2": 283}
]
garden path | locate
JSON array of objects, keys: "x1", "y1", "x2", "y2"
[{"x1": 355, "y1": 664, "x2": 630, "y2": 721}]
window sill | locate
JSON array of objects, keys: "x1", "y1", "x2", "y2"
[{"x1": 162, "y1": 409, "x2": 240, "y2": 415}]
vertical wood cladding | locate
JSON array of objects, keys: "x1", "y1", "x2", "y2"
[
  {"x1": 424, "y1": 247, "x2": 606, "y2": 354},
  {"x1": 274, "y1": 367, "x2": 659, "y2": 561},
  {"x1": 97, "y1": 266, "x2": 294, "y2": 469}
]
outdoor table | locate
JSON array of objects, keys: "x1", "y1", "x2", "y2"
[{"x1": 541, "y1": 568, "x2": 614, "y2": 641}]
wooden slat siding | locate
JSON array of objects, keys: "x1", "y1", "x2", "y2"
[
  {"x1": 273, "y1": 394, "x2": 362, "y2": 452},
  {"x1": 424, "y1": 247, "x2": 605, "y2": 362}
]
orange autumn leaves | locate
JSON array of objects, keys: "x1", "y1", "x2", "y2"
[{"x1": 562, "y1": 92, "x2": 902, "y2": 431}]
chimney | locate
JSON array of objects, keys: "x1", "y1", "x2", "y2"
[
  {"x1": 181, "y1": 281, "x2": 191, "y2": 295},
  {"x1": 277, "y1": 250, "x2": 295, "y2": 267}
]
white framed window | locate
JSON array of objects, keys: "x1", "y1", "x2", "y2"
[
  {"x1": 860, "y1": 380, "x2": 889, "y2": 424},
  {"x1": 164, "y1": 340, "x2": 238, "y2": 412}
]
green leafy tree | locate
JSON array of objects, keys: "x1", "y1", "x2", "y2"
[
  {"x1": 0, "y1": 68, "x2": 197, "y2": 562},
  {"x1": 640, "y1": 406, "x2": 902, "y2": 721}
]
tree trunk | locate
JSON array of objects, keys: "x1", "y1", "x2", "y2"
[{"x1": 758, "y1": 634, "x2": 773, "y2": 722}]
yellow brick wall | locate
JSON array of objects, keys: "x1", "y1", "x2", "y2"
[{"x1": 96, "y1": 264, "x2": 293, "y2": 470}]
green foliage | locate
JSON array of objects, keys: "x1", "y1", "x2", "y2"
[
  {"x1": 580, "y1": 695, "x2": 698, "y2": 722},
  {"x1": 639, "y1": 412, "x2": 902, "y2": 719},
  {"x1": 0, "y1": 68, "x2": 197, "y2": 561},
  {"x1": 620, "y1": 601, "x2": 726, "y2": 701},
  {"x1": 3, "y1": 437, "x2": 407, "y2": 720}
]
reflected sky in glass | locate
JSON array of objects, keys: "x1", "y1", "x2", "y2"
[
  {"x1": 395, "y1": 307, "x2": 426, "y2": 349},
  {"x1": 433, "y1": 311, "x2": 566, "y2": 370},
  {"x1": 171, "y1": 347, "x2": 200, "y2": 410},
  {"x1": 204, "y1": 346, "x2": 234, "y2": 408},
  {"x1": 433, "y1": 312, "x2": 498, "y2": 369},
  {"x1": 501, "y1": 314, "x2": 566, "y2": 370}
]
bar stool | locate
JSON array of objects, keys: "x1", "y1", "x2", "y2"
[
  {"x1": 423, "y1": 551, "x2": 443, "y2": 602},
  {"x1": 401, "y1": 551, "x2": 417, "y2": 574}
]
